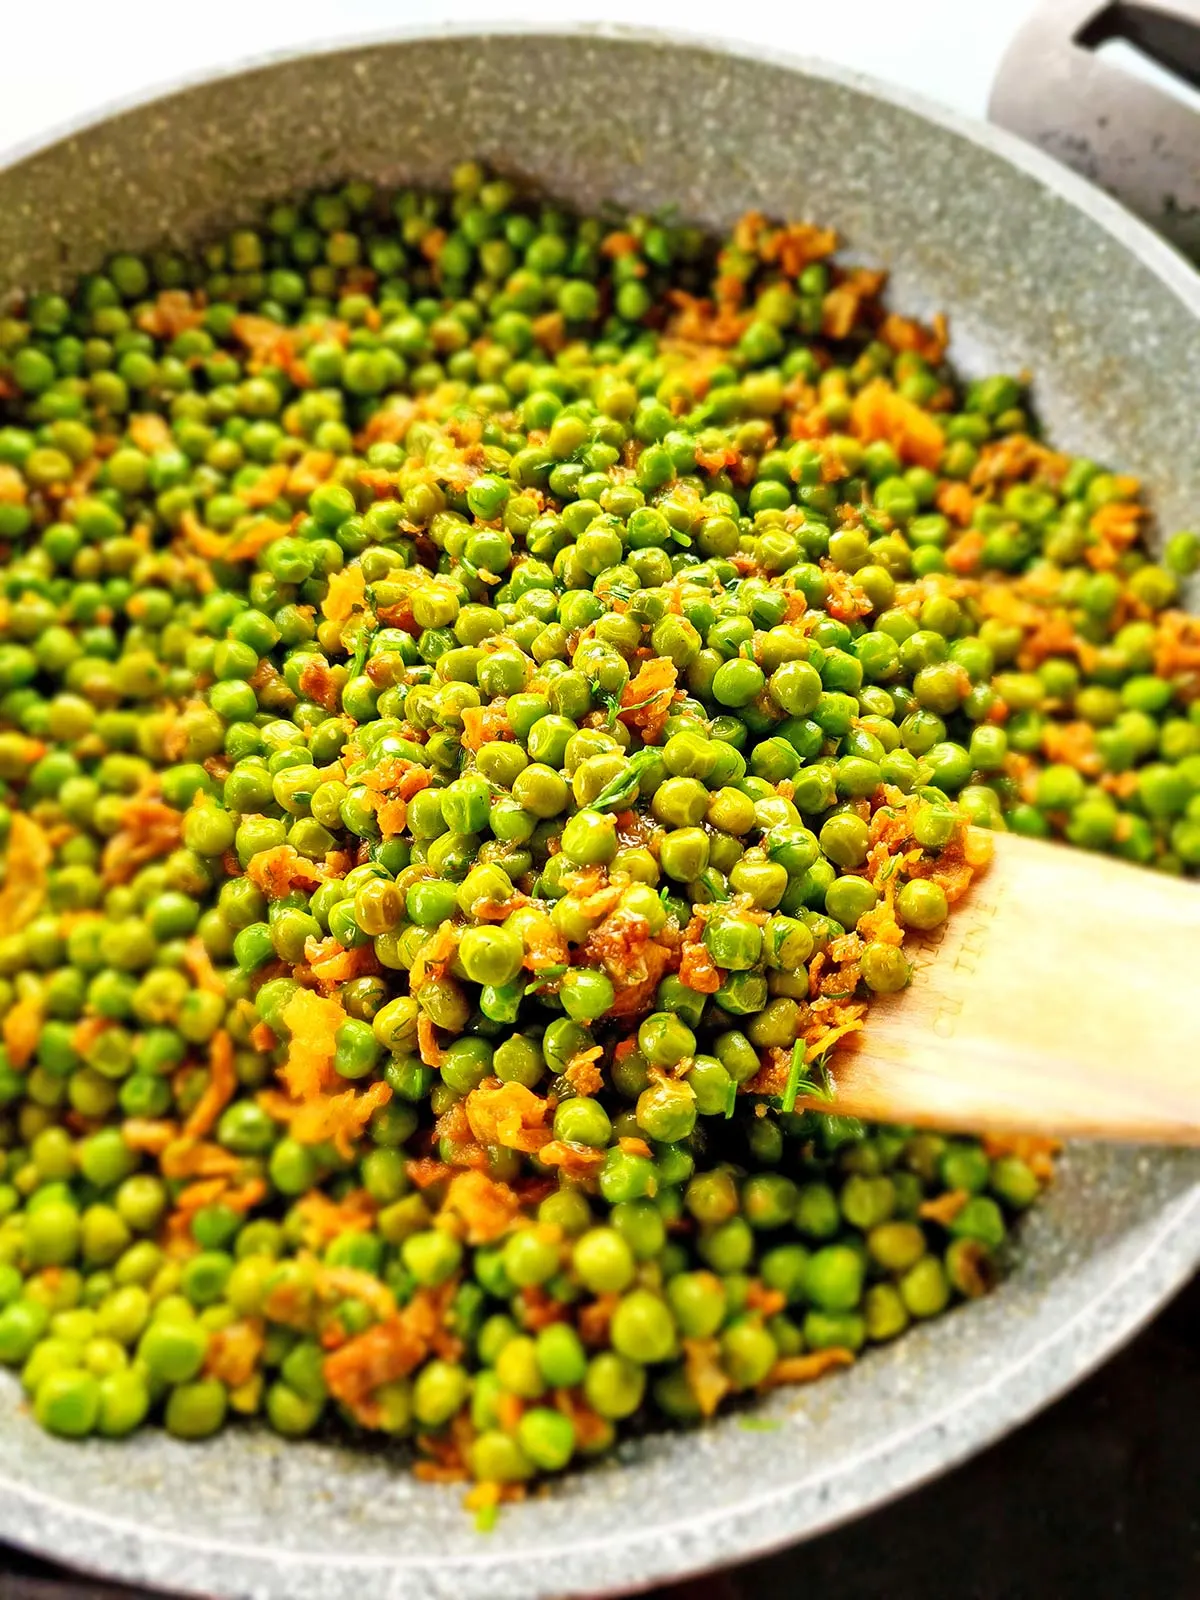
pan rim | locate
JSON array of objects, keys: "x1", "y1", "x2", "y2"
[
  {"x1": 2, "y1": 1181, "x2": 1196, "y2": 1597},
  {"x1": 1, "y1": 18, "x2": 1197, "y2": 313}
]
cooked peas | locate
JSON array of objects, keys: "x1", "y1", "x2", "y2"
[{"x1": 4, "y1": 163, "x2": 1177, "y2": 1496}]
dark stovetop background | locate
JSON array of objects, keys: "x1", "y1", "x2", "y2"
[{"x1": 3, "y1": 1274, "x2": 1199, "y2": 1600}]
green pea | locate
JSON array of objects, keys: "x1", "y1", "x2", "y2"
[
  {"x1": 401, "y1": 1230, "x2": 464, "y2": 1288},
  {"x1": 760, "y1": 1244, "x2": 810, "y2": 1305},
  {"x1": 96, "y1": 1368, "x2": 151, "y2": 1437},
  {"x1": 895, "y1": 878, "x2": 949, "y2": 930},
  {"x1": 990, "y1": 1155, "x2": 1041, "y2": 1209},
  {"x1": 34, "y1": 1368, "x2": 101, "y2": 1437},
  {"x1": 819, "y1": 813, "x2": 870, "y2": 868},
  {"x1": 610, "y1": 1290, "x2": 676, "y2": 1365},
  {"x1": 165, "y1": 1378, "x2": 228, "y2": 1440},
  {"x1": 572, "y1": 1228, "x2": 636, "y2": 1295},
  {"x1": 945, "y1": 1238, "x2": 999, "y2": 1298},
  {"x1": 535, "y1": 1321, "x2": 588, "y2": 1388},
  {"x1": 720, "y1": 1320, "x2": 777, "y2": 1388},
  {"x1": 704, "y1": 914, "x2": 763, "y2": 971},
  {"x1": 794, "y1": 1183, "x2": 842, "y2": 1240},
  {"x1": 0, "y1": 1300, "x2": 50, "y2": 1365},
  {"x1": 137, "y1": 1318, "x2": 208, "y2": 1383},
  {"x1": 659, "y1": 826, "x2": 710, "y2": 881},
  {"x1": 824, "y1": 875, "x2": 879, "y2": 928},
  {"x1": 553, "y1": 1095, "x2": 612, "y2": 1147},
  {"x1": 859, "y1": 942, "x2": 910, "y2": 994},
  {"x1": 900, "y1": 1256, "x2": 951, "y2": 1318}
]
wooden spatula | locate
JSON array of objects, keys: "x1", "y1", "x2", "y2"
[{"x1": 803, "y1": 831, "x2": 1200, "y2": 1142}]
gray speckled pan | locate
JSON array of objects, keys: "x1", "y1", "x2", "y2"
[{"x1": 1, "y1": 26, "x2": 1199, "y2": 1600}]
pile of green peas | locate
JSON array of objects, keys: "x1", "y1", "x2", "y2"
[{"x1": 0, "y1": 161, "x2": 1193, "y2": 1483}]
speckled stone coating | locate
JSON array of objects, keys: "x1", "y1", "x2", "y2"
[{"x1": 0, "y1": 26, "x2": 1198, "y2": 1600}]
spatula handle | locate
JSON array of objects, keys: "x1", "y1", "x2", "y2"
[
  {"x1": 989, "y1": 0, "x2": 1200, "y2": 260},
  {"x1": 809, "y1": 833, "x2": 1200, "y2": 1143}
]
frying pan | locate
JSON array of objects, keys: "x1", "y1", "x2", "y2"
[{"x1": 0, "y1": 26, "x2": 1198, "y2": 1600}]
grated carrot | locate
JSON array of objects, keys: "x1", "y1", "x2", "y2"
[
  {"x1": 761, "y1": 1348, "x2": 856, "y2": 1388},
  {"x1": 159, "y1": 1141, "x2": 243, "y2": 1181},
  {"x1": 919, "y1": 1188, "x2": 970, "y2": 1225},
  {"x1": 179, "y1": 510, "x2": 289, "y2": 564},
  {"x1": 679, "y1": 939, "x2": 722, "y2": 994},
  {"x1": 0, "y1": 813, "x2": 51, "y2": 931},
  {"x1": 822, "y1": 268, "x2": 886, "y2": 340},
  {"x1": 247, "y1": 845, "x2": 326, "y2": 899},
  {"x1": 184, "y1": 937, "x2": 227, "y2": 997},
  {"x1": 3, "y1": 993, "x2": 42, "y2": 1069},
  {"x1": 321, "y1": 565, "x2": 367, "y2": 623},
  {"x1": 100, "y1": 795, "x2": 183, "y2": 885},
  {"x1": 536, "y1": 1141, "x2": 607, "y2": 1181},
  {"x1": 322, "y1": 1287, "x2": 446, "y2": 1427},
  {"x1": 464, "y1": 1081, "x2": 552, "y2": 1155},
  {"x1": 562, "y1": 1047, "x2": 604, "y2": 1097},
  {"x1": 417, "y1": 1012, "x2": 448, "y2": 1068},
  {"x1": 850, "y1": 378, "x2": 945, "y2": 470},
  {"x1": 304, "y1": 935, "x2": 381, "y2": 990},
  {"x1": 294, "y1": 1188, "x2": 378, "y2": 1245},
  {"x1": 297, "y1": 657, "x2": 340, "y2": 711},
  {"x1": 137, "y1": 291, "x2": 204, "y2": 339},
  {"x1": 174, "y1": 1176, "x2": 233, "y2": 1214},
  {"x1": 287, "y1": 450, "x2": 337, "y2": 497},
  {"x1": 936, "y1": 481, "x2": 977, "y2": 526},
  {"x1": 519, "y1": 911, "x2": 569, "y2": 972},
  {"x1": 69, "y1": 1016, "x2": 112, "y2": 1056},
  {"x1": 204, "y1": 1320, "x2": 265, "y2": 1388},
  {"x1": 578, "y1": 1293, "x2": 619, "y2": 1348},
  {"x1": 945, "y1": 529, "x2": 986, "y2": 575},
  {"x1": 291, "y1": 1081, "x2": 392, "y2": 1159},
  {"x1": 982, "y1": 1132, "x2": 1060, "y2": 1183},
  {"x1": 442, "y1": 1170, "x2": 524, "y2": 1243},
  {"x1": 121, "y1": 1118, "x2": 178, "y2": 1155},
  {"x1": 410, "y1": 922, "x2": 458, "y2": 990},
  {"x1": 878, "y1": 310, "x2": 948, "y2": 364},
  {"x1": 618, "y1": 657, "x2": 679, "y2": 744},
  {"x1": 182, "y1": 1029, "x2": 236, "y2": 1140},
  {"x1": 683, "y1": 1337, "x2": 732, "y2": 1417},
  {"x1": 461, "y1": 703, "x2": 511, "y2": 751},
  {"x1": 314, "y1": 1264, "x2": 397, "y2": 1323},
  {"x1": 278, "y1": 987, "x2": 346, "y2": 1101}
]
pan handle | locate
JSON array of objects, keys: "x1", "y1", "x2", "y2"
[{"x1": 988, "y1": 0, "x2": 1200, "y2": 259}]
